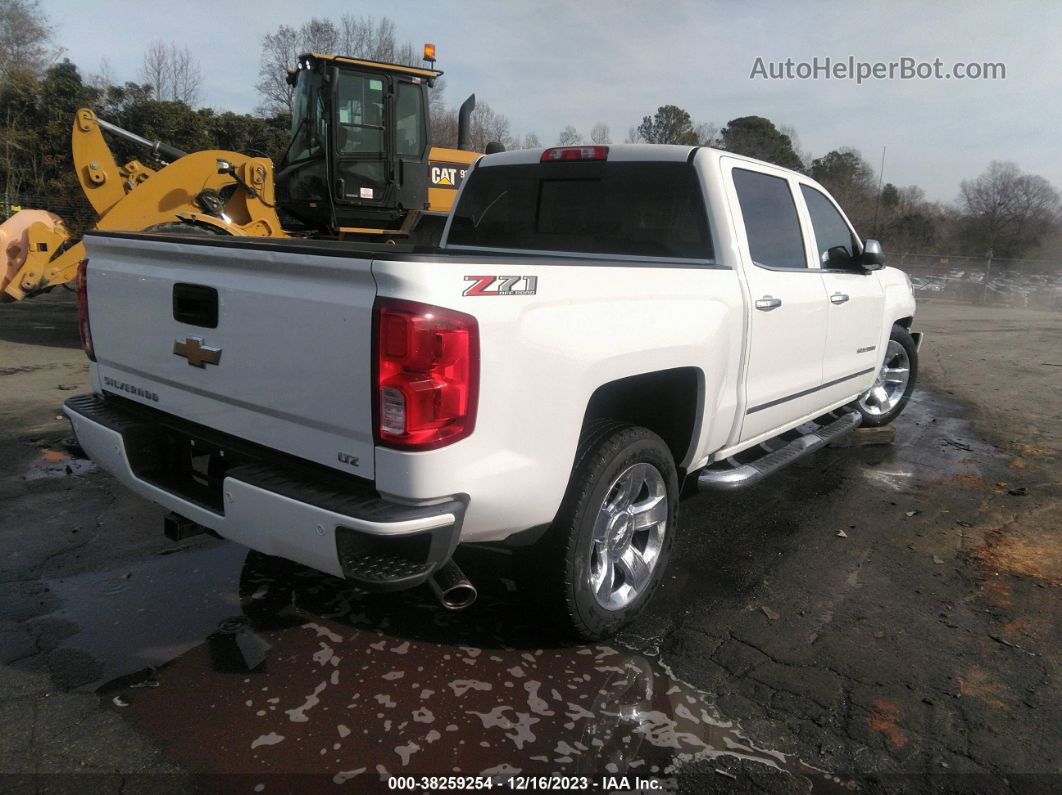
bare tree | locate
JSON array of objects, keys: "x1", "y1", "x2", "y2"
[
  {"x1": 431, "y1": 106, "x2": 458, "y2": 149},
  {"x1": 256, "y1": 24, "x2": 301, "y2": 115},
  {"x1": 471, "y1": 102, "x2": 513, "y2": 151},
  {"x1": 557, "y1": 125, "x2": 583, "y2": 146},
  {"x1": 695, "y1": 121, "x2": 719, "y2": 147},
  {"x1": 521, "y1": 131, "x2": 541, "y2": 149},
  {"x1": 171, "y1": 46, "x2": 203, "y2": 105},
  {"x1": 590, "y1": 123, "x2": 610, "y2": 145},
  {"x1": 0, "y1": 0, "x2": 58, "y2": 80},
  {"x1": 339, "y1": 15, "x2": 398, "y2": 61},
  {"x1": 139, "y1": 40, "x2": 203, "y2": 105},
  {"x1": 778, "y1": 124, "x2": 809, "y2": 168},
  {"x1": 302, "y1": 17, "x2": 339, "y2": 54},
  {"x1": 140, "y1": 40, "x2": 168, "y2": 98},
  {"x1": 88, "y1": 57, "x2": 115, "y2": 93},
  {"x1": 958, "y1": 161, "x2": 1061, "y2": 257},
  {"x1": 257, "y1": 15, "x2": 423, "y2": 116}
]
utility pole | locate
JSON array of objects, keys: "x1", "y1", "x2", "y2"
[
  {"x1": 982, "y1": 248, "x2": 994, "y2": 305},
  {"x1": 872, "y1": 146, "x2": 886, "y2": 237}
]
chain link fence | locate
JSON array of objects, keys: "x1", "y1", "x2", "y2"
[{"x1": 895, "y1": 253, "x2": 1062, "y2": 311}]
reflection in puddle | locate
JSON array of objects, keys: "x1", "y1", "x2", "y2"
[
  {"x1": 54, "y1": 548, "x2": 836, "y2": 790},
  {"x1": 41, "y1": 543, "x2": 248, "y2": 688},
  {"x1": 23, "y1": 447, "x2": 96, "y2": 480}
]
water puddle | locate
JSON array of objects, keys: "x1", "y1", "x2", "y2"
[
  {"x1": 38, "y1": 544, "x2": 841, "y2": 790},
  {"x1": 23, "y1": 446, "x2": 96, "y2": 480},
  {"x1": 41, "y1": 542, "x2": 248, "y2": 687},
  {"x1": 857, "y1": 391, "x2": 994, "y2": 489}
]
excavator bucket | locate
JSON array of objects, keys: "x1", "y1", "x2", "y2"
[{"x1": 0, "y1": 210, "x2": 69, "y2": 302}]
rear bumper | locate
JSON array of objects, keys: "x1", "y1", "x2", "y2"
[{"x1": 63, "y1": 394, "x2": 465, "y2": 590}]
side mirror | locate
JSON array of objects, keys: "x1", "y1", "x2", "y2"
[
  {"x1": 860, "y1": 239, "x2": 886, "y2": 270},
  {"x1": 825, "y1": 245, "x2": 853, "y2": 268}
]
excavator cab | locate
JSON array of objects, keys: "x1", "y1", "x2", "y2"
[{"x1": 277, "y1": 53, "x2": 440, "y2": 236}]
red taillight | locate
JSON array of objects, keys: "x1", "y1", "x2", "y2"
[
  {"x1": 76, "y1": 260, "x2": 95, "y2": 361},
  {"x1": 540, "y1": 146, "x2": 609, "y2": 162},
  {"x1": 373, "y1": 298, "x2": 479, "y2": 451}
]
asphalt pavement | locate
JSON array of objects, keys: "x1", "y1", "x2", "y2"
[{"x1": 0, "y1": 292, "x2": 1058, "y2": 793}]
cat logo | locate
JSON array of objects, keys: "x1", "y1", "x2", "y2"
[{"x1": 429, "y1": 162, "x2": 467, "y2": 189}]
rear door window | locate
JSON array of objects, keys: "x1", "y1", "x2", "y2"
[
  {"x1": 732, "y1": 168, "x2": 807, "y2": 269},
  {"x1": 447, "y1": 162, "x2": 712, "y2": 259}
]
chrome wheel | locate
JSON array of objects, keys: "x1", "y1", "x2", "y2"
[
  {"x1": 588, "y1": 463, "x2": 668, "y2": 611},
  {"x1": 858, "y1": 339, "x2": 911, "y2": 416}
]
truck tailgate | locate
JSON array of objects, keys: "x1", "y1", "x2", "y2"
[{"x1": 83, "y1": 234, "x2": 377, "y2": 479}]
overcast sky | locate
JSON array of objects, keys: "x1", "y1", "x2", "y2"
[{"x1": 45, "y1": 0, "x2": 1061, "y2": 203}]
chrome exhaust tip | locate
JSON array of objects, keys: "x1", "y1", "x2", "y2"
[{"x1": 428, "y1": 560, "x2": 477, "y2": 610}]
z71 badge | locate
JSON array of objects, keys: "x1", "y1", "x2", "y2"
[{"x1": 463, "y1": 275, "x2": 538, "y2": 296}]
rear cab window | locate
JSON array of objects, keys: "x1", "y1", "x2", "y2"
[{"x1": 446, "y1": 161, "x2": 713, "y2": 260}]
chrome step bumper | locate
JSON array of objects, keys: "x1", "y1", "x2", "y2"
[{"x1": 698, "y1": 410, "x2": 862, "y2": 492}]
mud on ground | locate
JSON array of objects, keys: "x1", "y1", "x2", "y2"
[{"x1": 0, "y1": 292, "x2": 1058, "y2": 792}]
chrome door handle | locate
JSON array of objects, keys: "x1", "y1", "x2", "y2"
[
  {"x1": 830, "y1": 292, "x2": 850, "y2": 304},
  {"x1": 755, "y1": 296, "x2": 782, "y2": 311}
]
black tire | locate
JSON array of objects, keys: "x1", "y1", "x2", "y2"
[
  {"x1": 519, "y1": 421, "x2": 679, "y2": 641},
  {"x1": 851, "y1": 324, "x2": 919, "y2": 427}
]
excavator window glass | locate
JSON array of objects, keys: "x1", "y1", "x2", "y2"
[
  {"x1": 395, "y1": 82, "x2": 426, "y2": 158},
  {"x1": 287, "y1": 69, "x2": 324, "y2": 163},
  {"x1": 335, "y1": 72, "x2": 385, "y2": 155}
]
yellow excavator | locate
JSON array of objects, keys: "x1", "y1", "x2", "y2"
[{"x1": 0, "y1": 46, "x2": 484, "y2": 301}]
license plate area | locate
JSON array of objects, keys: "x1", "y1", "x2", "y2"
[{"x1": 126, "y1": 427, "x2": 232, "y2": 513}]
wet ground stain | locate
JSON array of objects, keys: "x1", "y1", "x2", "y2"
[{"x1": 22, "y1": 446, "x2": 97, "y2": 480}]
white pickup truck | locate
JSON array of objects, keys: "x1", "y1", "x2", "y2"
[{"x1": 65, "y1": 144, "x2": 921, "y2": 639}]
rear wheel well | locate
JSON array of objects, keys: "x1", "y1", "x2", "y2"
[
  {"x1": 895, "y1": 316, "x2": 914, "y2": 329},
  {"x1": 581, "y1": 368, "x2": 702, "y2": 474}
]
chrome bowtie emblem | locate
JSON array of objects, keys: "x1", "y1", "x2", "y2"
[{"x1": 173, "y1": 337, "x2": 222, "y2": 367}]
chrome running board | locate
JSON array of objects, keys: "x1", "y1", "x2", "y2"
[{"x1": 698, "y1": 410, "x2": 862, "y2": 492}]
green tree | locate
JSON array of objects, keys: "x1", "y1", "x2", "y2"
[
  {"x1": 0, "y1": 66, "x2": 40, "y2": 213},
  {"x1": 718, "y1": 116, "x2": 803, "y2": 170},
  {"x1": 636, "y1": 105, "x2": 698, "y2": 145},
  {"x1": 880, "y1": 182, "x2": 900, "y2": 210},
  {"x1": 809, "y1": 147, "x2": 877, "y2": 230},
  {"x1": 40, "y1": 62, "x2": 99, "y2": 222}
]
